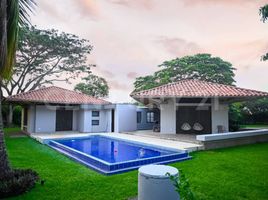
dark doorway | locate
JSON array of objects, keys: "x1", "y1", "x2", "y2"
[
  {"x1": 56, "y1": 108, "x2": 73, "y2": 131},
  {"x1": 23, "y1": 107, "x2": 28, "y2": 127},
  {"x1": 111, "y1": 109, "x2": 115, "y2": 132},
  {"x1": 23, "y1": 107, "x2": 28, "y2": 131},
  {"x1": 176, "y1": 106, "x2": 211, "y2": 134}
]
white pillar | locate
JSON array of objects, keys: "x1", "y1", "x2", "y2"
[
  {"x1": 160, "y1": 99, "x2": 176, "y2": 134},
  {"x1": 211, "y1": 98, "x2": 229, "y2": 133},
  {"x1": 21, "y1": 107, "x2": 24, "y2": 130}
]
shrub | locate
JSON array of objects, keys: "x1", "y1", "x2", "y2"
[
  {"x1": 229, "y1": 103, "x2": 243, "y2": 131},
  {"x1": 167, "y1": 170, "x2": 195, "y2": 200},
  {"x1": 0, "y1": 169, "x2": 39, "y2": 198},
  {"x1": 13, "y1": 106, "x2": 22, "y2": 126}
]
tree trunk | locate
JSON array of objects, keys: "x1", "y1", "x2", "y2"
[
  {"x1": 0, "y1": 0, "x2": 11, "y2": 178},
  {"x1": 0, "y1": 86, "x2": 11, "y2": 178},
  {"x1": 0, "y1": 0, "x2": 7, "y2": 71},
  {"x1": 7, "y1": 104, "x2": 13, "y2": 126}
]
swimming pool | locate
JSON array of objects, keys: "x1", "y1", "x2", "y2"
[{"x1": 47, "y1": 135, "x2": 191, "y2": 175}]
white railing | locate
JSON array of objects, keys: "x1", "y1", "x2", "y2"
[{"x1": 196, "y1": 129, "x2": 268, "y2": 141}]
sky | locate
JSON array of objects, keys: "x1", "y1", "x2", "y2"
[{"x1": 30, "y1": 0, "x2": 268, "y2": 102}]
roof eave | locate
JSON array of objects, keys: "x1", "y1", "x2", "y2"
[
  {"x1": 5, "y1": 99, "x2": 111, "y2": 106},
  {"x1": 131, "y1": 95, "x2": 268, "y2": 103}
]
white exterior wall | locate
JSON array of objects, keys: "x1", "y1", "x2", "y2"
[
  {"x1": 72, "y1": 110, "x2": 78, "y2": 131},
  {"x1": 211, "y1": 99, "x2": 229, "y2": 133},
  {"x1": 24, "y1": 103, "x2": 136, "y2": 134},
  {"x1": 34, "y1": 105, "x2": 56, "y2": 133},
  {"x1": 27, "y1": 105, "x2": 36, "y2": 133},
  {"x1": 77, "y1": 110, "x2": 85, "y2": 132},
  {"x1": 79, "y1": 110, "x2": 91, "y2": 132},
  {"x1": 106, "y1": 109, "x2": 112, "y2": 132},
  {"x1": 114, "y1": 104, "x2": 137, "y2": 133},
  {"x1": 160, "y1": 99, "x2": 176, "y2": 134},
  {"x1": 78, "y1": 109, "x2": 111, "y2": 133},
  {"x1": 91, "y1": 110, "x2": 111, "y2": 132}
]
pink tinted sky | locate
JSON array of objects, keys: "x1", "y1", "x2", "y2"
[{"x1": 31, "y1": 0, "x2": 268, "y2": 102}]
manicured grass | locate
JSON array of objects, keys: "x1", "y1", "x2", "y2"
[
  {"x1": 241, "y1": 124, "x2": 268, "y2": 129},
  {"x1": 4, "y1": 128, "x2": 268, "y2": 200}
]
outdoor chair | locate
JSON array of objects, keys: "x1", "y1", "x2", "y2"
[
  {"x1": 181, "y1": 123, "x2": 191, "y2": 131},
  {"x1": 153, "y1": 121, "x2": 160, "y2": 132},
  {"x1": 193, "y1": 123, "x2": 204, "y2": 131},
  {"x1": 217, "y1": 125, "x2": 226, "y2": 133}
]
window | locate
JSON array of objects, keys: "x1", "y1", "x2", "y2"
[
  {"x1": 137, "y1": 112, "x2": 142, "y2": 123},
  {"x1": 92, "y1": 120, "x2": 99, "y2": 126},
  {"x1": 146, "y1": 112, "x2": 155, "y2": 123},
  {"x1": 92, "y1": 111, "x2": 100, "y2": 117}
]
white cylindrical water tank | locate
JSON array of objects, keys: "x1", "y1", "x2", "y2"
[{"x1": 138, "y1": 165, "x2": 179, "y2": 200}]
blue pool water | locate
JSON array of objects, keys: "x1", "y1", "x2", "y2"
[
  {"x1": 56, "y1": 136, "x2": 172, "y2": 163},
  {"x1": 48, "y1": 135, "x2": 190, "y2": 174}
]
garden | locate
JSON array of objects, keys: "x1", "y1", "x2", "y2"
[{"x1": 4, "y1": 128, "x2": 268, "y2": 200}]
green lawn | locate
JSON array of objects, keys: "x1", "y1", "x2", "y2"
[
  {"x1": 4, "y1": 128, "x2": 268, "y2": 200},
  {"x1": 241, "y1": 124, "x2": 268, "y2": 129}
]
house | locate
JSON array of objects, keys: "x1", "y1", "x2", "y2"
[
  {"x1": 6, "y1": 86, "x2": 137, "y2": 134},
  {"x1": 131, "y1": 79, "x2": 268, "y2": 134},
  {"x1": 7, "y1": 79, "x2": 268, "y2": 135}
]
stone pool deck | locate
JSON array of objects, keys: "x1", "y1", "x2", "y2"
[{"x1": 31, "y1": 132, "x2": 203, "y2": 152}]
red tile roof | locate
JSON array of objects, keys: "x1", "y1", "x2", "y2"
[
  {"x1": 131, "y1": 79, "x2": 268, "y2": 98},
  {"x1": 6, "y1": 86, "x2": 111, "y2": 105}
]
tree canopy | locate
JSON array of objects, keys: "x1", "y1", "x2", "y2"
[
  {"x1": 260, "y1": 4, "x2": 268, "y2": 22},
  {"x1": 0, "y1": 0, "x2": 35, "y2": 79},
  {"x1": 259, "y1": 4, "x2": 268, "y2": 61},
  {"x1": 1, "y1": 25, "x2": 93, "y2": 96},
  {"x1": 134, "y1": 54, "x2": 236, "y2": 92},
  {"x1": 74, "y1": 74, "x2": 109, "y2": 98}
]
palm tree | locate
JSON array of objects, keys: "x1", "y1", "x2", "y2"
[
  {"x1": 0, "y1": 0, "x2": 35, "y2": 178},
  {"x1": 260, "y1": 4, "x2": 268, "y2": 61}
]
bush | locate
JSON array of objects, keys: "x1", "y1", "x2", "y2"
[
  {"x1": 168, "y1": 170, "x2": 195, "y2": 200},
  {"x1": 13, "y1": 106, "x2": 22, "y2": 126},
  {"x1": 1, "y1": 104, "x2": 22, "y2": 127},
  {"x1": 0, "y1": 169, "x2": 39, "y2": 198},
  {"x1": 229, "y1": 103, "x2": 243, "y2": 131}
]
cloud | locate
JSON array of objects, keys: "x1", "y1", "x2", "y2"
[
  {"x1": 36, "y1": 0, "x2": 69, "y2": 22},
  {"x1": 109, "y1": 0, "x2": 154, "y2": 9},
  {"x1": 31, "y1": 0, "x2": 268, "y2": 102},
  {"x1": 108, "y1": 80, "x2": 129, "y2": 90},
  {"x1": 207, "y1": 39, "x2": 268, "y2": 67},
  {"x1": 92, "y1": 66, "x2": 115, "y2": 78},
  {"x1": 127, "y1": 72, "x2": 138, "y2": 79},
  {"x1": 181, "y1": 0, "x2": 267, "y2": 7},
  {"x1": 92, "y1": 66, "x2": 129, "y2": 91},
  {"x1": 74, "y1": 0, "x2": 100, "y2": 20},
  {"x1": 155, "y1": 36, "x2": 202, "y2": 57}
]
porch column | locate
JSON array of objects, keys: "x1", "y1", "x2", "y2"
[
  {"x1": 160, "y1": 99, "x2": 176, "y2": 134},
  {"x1": 21, "y1": 107, "x2": 24, "y2": 130},
  {"x1": 211, "y1": 98, "x2": 229, "y2": 133}
]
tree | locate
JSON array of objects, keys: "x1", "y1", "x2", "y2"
[
  {"x1": 241, "y1": 98, "x2": 268, "y2": 124},
  {"x1": 0, "y1": 0, "x2": 38, "y2": 195},
  {"x1": 134, "y1": 54, "x2": 235, "y2": 91},
  {"x1": 2, "y1": 25, "x2": 93, "y2": 125},
  {"x1": 259, "y1": 4, "x2": 268, "y2": 60},
  {"x1": 74, "y1": 74, "x2": 109, "y2": 98}
]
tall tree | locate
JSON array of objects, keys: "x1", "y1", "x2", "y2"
[
  {"x1": 0, "y1": 0, "x2": 35, "y2": 180},
  {"x1": 2, "y1": 25, "x2": 93, "y2": 125},
  {"x1": 259, "y1": 4, "x2": 268, "y2": 61},
  {"x1": 74, "y1": 74, "x2": 109, "y2": 98},
  {"x1": 134, "y1": 54, "x2": 235, "y2": 92}
]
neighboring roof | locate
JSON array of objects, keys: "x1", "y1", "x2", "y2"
[
  {"x1": 130, "y1": 79, "x2": 268, "y2": 99},
  {"x1": 6, "y1": 86, "x2": 111, "y2": 105}
]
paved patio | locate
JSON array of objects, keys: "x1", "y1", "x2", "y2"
[
  {"x1": 31, "y1": 131, "x2": 203, "y2": 152},
  {"x1": 125, "y1": 130, "x2": 200, "y2": 144}
]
